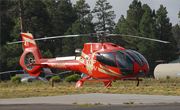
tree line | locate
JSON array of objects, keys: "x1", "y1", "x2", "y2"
[{"x1": 1, "y1": 0, "x2": 180, "y2": 79}]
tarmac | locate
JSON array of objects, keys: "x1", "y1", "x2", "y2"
[{"x1": 1, "y1": 93, "x2": 180, "y2": 105}]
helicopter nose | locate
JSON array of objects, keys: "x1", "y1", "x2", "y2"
[{"x1": 134, "y1": 62, "x2": 149, "y2": 77}]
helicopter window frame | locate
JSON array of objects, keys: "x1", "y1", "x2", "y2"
[
  {"x1": 96, "y1": 52, "x2": 118, "y2": 67},
  {"x1": 115, "y1": 50, "x2": 134, "y2": 76},
  {"x1": 131, "y1": 50, "x2": 149, "y2": 68},
  {"x1": 115, "y1": 51, "x2": 134, "y2": 69},
  {"x1": 112, "y1": 50, "x2": 135, "y2": 62},
  {"x1": 126, "y1": 51, "x2": 144, "y2": 67}
]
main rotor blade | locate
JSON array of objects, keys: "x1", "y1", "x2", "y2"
[
  {"x1": 109, "y1": 34, "x2": 170, "y2": 43},
  {"x1": 0, "y1": 70, "x2": 23, "y2": 75},
  {"x1": 110, "y1": 36, "x2": 139, "y2": 50},
  {"x1": 7, "y1": 34, "x2": 90, "y2": 44},
  {"x1": 33, "y1": 34, "x2": 90, "y2": 41}
]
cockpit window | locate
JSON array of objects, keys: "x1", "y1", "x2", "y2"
[
  {"x1": 116, "y1": 51, "x2": 134, "y2": 76},
  {"x1": 126, "y1": 51, "x2": 143, "y2": 67},
  {"x1": 97, "y1": 52, "x2": 117, "y2": 67},
  {"x1": 116, "y1": 51, "x2": 134, "y2": 70},
  {"x1": 131, "y1": 50, "x2": 149, "y2": 68}
]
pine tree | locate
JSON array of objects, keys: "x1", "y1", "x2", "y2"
[
  {"x1": 1, "y1": 0, "x2": 16, "y2": 45},
  {"x1": 92, "y1": 0, "x2": 116, "y2": 33},
  {"x1": 1, "y1": 0, "x2": 54, "y2": 73},
  {"x1": 62, "y1": 0, "x2": 95, "y2": 56},
  {"x1": 1, "y1": 0, "x2": 23, "y2": 72},
  {"x1": 172, "y1": 24, "x2": 180, "y2": 54},
  {"x1": 74, "y1": 0, "x2": 92, "y2": 27},
  {"x1": 113, "y1": 15, "x2": 126, "y2": 47},
  {"x1": 154, "y1": 5, "x2": 178, "y2": 62},
  {"x1": 138, "y1": 4, "x2": 156, "y2": 76},
  {"x1": 178, "y1": 10, "x2": 180, "y2": 24},
  {"x1": 43, "y1": 0, "x2": 77, "y2": 57},
  {"x1": 120, "y1": 0, "x2": 144, "y2": 50}
]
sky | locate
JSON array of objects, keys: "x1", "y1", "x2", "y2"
[{"x1": 71, "y1": 0, "x2": 180, "y2": 26}]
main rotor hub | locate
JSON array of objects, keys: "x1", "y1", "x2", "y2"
[{"x1": 96, "y1": 31, "x2": 109, "y2": 42}]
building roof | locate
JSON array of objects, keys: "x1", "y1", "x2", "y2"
[{"x1": 169, "y1": 58, "x2": 180, "y2": 63}]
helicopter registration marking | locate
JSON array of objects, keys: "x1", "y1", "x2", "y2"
[{"x1": 50, "y1": 63, "x2": 66, "y2": 69}]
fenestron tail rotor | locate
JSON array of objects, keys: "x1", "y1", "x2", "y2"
[{"x1": 24, "y1": 52, "x2": 35, "y2": 70}]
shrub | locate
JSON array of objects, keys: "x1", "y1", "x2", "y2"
[
  {"x1": 65, "y1": 74, "x2": 80, "y2": 82},
  {"x1": 11, "y1": 76, "x2": 21, "y2": 83},
  {"x1": 50, "y1": 76, "x2": 62, "y2": 83},
  {"x1": 166, "y1": 75, "x2": 170, "y2": 80}
]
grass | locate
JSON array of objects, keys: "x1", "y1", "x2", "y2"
[
  {"x1": 78, "y1": 103, "x2": 93, "y2": 107},
  {"x1": 77, "y1": 102, "x2": 103, "y2": 107},
  {"x1": 1, "y1": 78, "x2": 180, "y2": 99},
  {"x1": 94, "y1": 102, "x2": 103, "y2": 105},
  {"x1": 123, "y1": 101, "x2": 134, "y2": 104}
]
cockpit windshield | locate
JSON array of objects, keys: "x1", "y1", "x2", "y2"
[{"x1": 96, "y1": 50, "x2": 148, "y2": 76}]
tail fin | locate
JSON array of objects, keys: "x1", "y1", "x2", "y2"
[
  {"x1": 21, "y1": 33, "x2": 37, "y2": 49},
  {"x1": 19, "y1": 33, "x2": 43, "y2": 76}
]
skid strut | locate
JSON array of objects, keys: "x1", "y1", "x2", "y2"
[
  {"x1": 75, "y1": 77, "x2": 112, "y2": 88},
  {"x1": 123, "y1": 78, "x2": 142, "y2": 86}
]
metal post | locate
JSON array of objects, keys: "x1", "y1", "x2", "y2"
[{"x1": 51, "y1": 79, "x2": 54, "y2": 87}]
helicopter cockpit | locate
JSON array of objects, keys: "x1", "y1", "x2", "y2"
[{"x1": 96, "y1": 50, "x2": 149, "y2": 76}]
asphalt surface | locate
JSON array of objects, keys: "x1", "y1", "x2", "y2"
[
  {"x1": 1, "y1": 93, "x2": 180, "y2": 110},
  {"x1": 1, "y1": 93, "x2": 180, "y2": 105},
  {"x1": 1, "y1": 104, "x2": 180, "y2": 110}
]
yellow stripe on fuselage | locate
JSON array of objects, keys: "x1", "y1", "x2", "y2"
[
  {"x1": 98, "y1": 65, "x2": 123, "y2": 77},
  {"x1": 100, "y1": 65, "x2": 120, "y2": 75},
  {"x1": 98, "y1": 68, "x2": 120, "y2": 76},
  {"x1": 81, "y1": 52, "x2": 88, "y2": 58}
]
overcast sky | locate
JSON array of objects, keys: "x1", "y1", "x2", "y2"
[{"x1": 71, "y1": 0, "x2": 180, "y2": 26}]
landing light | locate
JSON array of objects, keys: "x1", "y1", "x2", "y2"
[{"x1": 138, "y1": 70, "x2": 145, "y2": 75}]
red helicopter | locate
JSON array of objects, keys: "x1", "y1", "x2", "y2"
[{"x1": 8, "y1": 32, "x2": 169, "y2": 88}]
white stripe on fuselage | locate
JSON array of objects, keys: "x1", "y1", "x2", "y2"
[{"x1": 56, "y1": 56, "x2": 76, "y2": 61}]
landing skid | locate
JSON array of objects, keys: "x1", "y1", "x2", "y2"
[
  {"x1": 123, "y1": 78, "x2": 142, "y2": 86},
  {"x1": 75, "y1": 77, "x2": 112, "y2": 88},
  {"x1": 75, "y1": 77, "x2": 142, "y2": 88}
]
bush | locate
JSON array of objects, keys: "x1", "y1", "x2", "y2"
[
  {"x1": 50, "y1": 76, "x2": 62, "y2": 83},
  {"x1": 65, "y1": 74, "x2": 80, "y2": 82},
  {"x1": 166, "y1": 75, "x2": 170, "y2": 80},
  {"x1": 11, "y1": 76, "x2": 21, "y2": 83}
]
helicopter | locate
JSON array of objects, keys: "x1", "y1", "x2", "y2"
[{"x1": 8, "y1": 31, "x2": 169, "y2": 88}]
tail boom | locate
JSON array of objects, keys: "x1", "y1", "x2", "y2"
[{"x1": 40, "y1": 59, "x2": 83, "y2": 72}]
